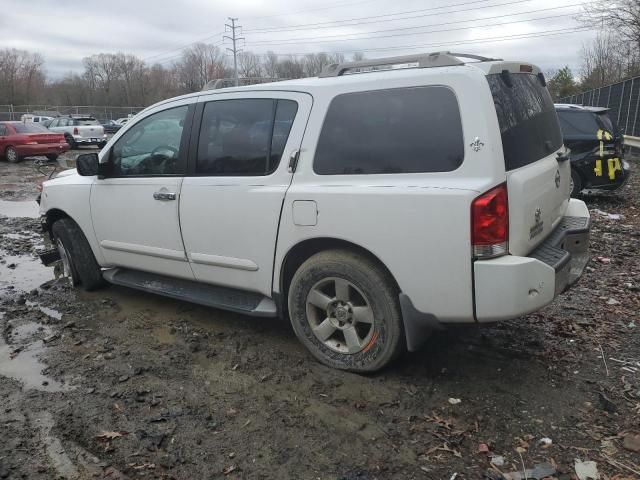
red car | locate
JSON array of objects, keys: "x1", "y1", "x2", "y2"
[{"x1": 0, "y1": 121, "x2": 69, "y2": 163}]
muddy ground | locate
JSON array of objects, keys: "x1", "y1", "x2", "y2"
[{"x1": 0, "y1": 150, "x2": 639, "y2": 480}]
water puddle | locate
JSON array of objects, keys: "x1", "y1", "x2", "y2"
[
  {"x1": 0, "y1": 199, "x2": 40, "y2": 218},
  {"x1": 26, "y1": 300, "x2": 63, "y2": 321},
  {"x1": 0, "y1": 251, "x2": 56, "y2": 292},
  {"x1": 34, "y1": 411, "x2": 80, "y2": 479},
  {"x1": 0, "y1": 337, "x2": 70, "y2": 392}
]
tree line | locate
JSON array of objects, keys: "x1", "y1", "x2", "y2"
[
  {"x1": 0, "y1": 45, "x2": 351, "y2": 107},
  {"x1": 3, "y1": 1, "x2": 640, "y2": 107}
]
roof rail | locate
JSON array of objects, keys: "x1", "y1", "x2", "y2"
[
  {"x1": 319, "y1": 51, "x2": 501, "y2": 78},
  {"x1": 201, "y1": 77, "x2": 289, "y2": 91}
]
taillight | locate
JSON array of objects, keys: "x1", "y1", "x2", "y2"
[
  {"x1": 471, "y1": 183, "x2": 508, "y2": 259},
  {"x1": 73, "y1": 127, "x2": 78, "y2": 135}
]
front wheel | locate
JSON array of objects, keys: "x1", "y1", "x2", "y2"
[
  {"x1": 51, "y1": 218, "x2": 105, "y2": 291},
  {"x1": 288, "y1": 250, "x2": 405, "y2": 372},
  {"x1": 5, "y1": 146, "x2": 20, "y2": 163}
]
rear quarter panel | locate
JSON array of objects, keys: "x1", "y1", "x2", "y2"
[{"x1": 275, "y1": 67, "x2": 507, "y2": 322}]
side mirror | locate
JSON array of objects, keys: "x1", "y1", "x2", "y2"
[{"x1": 76, "y1": 153, "x2": 99, "y2": 176}]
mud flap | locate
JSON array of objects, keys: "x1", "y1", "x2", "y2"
[{"x1": 399, "y1": 293, "x2": 443, "y2": 352}]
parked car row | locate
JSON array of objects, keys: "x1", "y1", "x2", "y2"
[{"x1": 0, "y1": 122, "x2": 69, "y2": 163}]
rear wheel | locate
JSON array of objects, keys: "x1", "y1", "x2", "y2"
[
  {"x1": 288, "y1": 250, "x2": 405, "y2": 372},
  {"x1": 46, "y1": 154, "x2": 58, "y2": 162},
  {"x1": 5, "y1": 146, "x2": 20, "y2": 163},
  {"x1": 65, "y1": 135, "x2": 76, "y2": 149},
  {"x1": 51, "y1": 218, "x2": 105, "y2": 291},
  {"x1": 570, "y1": 168, "x2": 583, "y2": 197},
  {"x1": 98, "y1": 142, "x2": 107, "y2": 149}
]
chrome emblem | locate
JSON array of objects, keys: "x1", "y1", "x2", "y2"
[
  {"x1": 470, "y1": 137, "x2": 485, "y2": 152},
  {"x1": 534, "y1": 207, "x2": 542, "y2": 223},
  {"x1": 555, "y1": 170, "x2": 561, "y2": 188},
  {"x1": 530, "y1": 207, "x2": 544, "y2": 239}
]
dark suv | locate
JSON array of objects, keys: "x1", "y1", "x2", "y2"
[{"x1": 555, "y1": 104, "x2": 630, "y2": 196}]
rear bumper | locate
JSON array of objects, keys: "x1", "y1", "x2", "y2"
[
  {"x1": 15, "y1": 143, "x2": 69, "y2": 156},
  {"x1": 474, "y1": 198, "x2": 590, "y2": 322},
  {"x1": 72, "y1": 135, "x2": 107, "y2": 145}
]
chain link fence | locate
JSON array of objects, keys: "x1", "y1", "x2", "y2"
[
  {"x1": 0, "y1": 105, "x2": 144, "y2": 123},
  {"x1": 559, "y1": 76, "x2": 640, "y2": 137}
]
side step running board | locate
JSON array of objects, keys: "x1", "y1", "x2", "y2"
[{"x1": 102, "y1": 268, "x2": 277, "y2": 317}]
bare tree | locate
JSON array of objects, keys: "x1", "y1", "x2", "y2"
[
  {"x1": 263, "y1": 51, "x2": 279, "y2": 79},
  {"x1": 582, "y1": 1, "x2": 640, "y2": 50},
  {"x1": 238, "y1": 51, "x2": 263, "y2": 78}
]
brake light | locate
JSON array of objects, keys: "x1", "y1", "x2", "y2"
[
  {"x1": 471, "y1": 183, "x2": 509, "y2": 259},
  {"x1": 73, "y1": 127, "x2": 78, "y2": 135}
]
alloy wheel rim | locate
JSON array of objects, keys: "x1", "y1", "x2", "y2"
[
  {"x1": 7, "y1": 149, "x2": 16, "y2": 162},
  {"x1": 305, "y1": 277, "x2": 375, "y2": 354},
  {"x1": 55, "y1": 238, "x2": 74, "y2": 285}
]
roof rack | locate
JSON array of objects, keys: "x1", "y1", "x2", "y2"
[
  {"x1": 318, "y1": 51, "x2": 501, "y2": 78},
  {"x1": 201, "y1": 77, "x2": 289, "y2": 91}
]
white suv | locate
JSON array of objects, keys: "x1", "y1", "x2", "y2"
[{"x1": 38, "y1": 52, "x2": 590, "y2": 372}]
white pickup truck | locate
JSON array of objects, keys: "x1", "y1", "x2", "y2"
[
  {"x1": 47, "y1": 116, "x2": 107, "y2": 149},
  {"x1": 38, "y1": 52, "x2": 591, "y2": 372}
]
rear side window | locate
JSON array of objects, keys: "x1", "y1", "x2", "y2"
[
  {"x1": 196, "y1": 99, "x2": 297, "y2": 176},
  {"x1": 73, "y1": 118, "x2": 99, "y2": 126},
  {"x1": 314, "y1": 86, "x2": 464, "y2": 175},
  {"x1": 487, "y1": 73, "x2": 562, "y2": 171},
  {"x1": 12, "y1": 123, "x2": 49, "y2": 133},
  {"x1": 557, "y1": 111, "x2": 600, "y2": 137}
]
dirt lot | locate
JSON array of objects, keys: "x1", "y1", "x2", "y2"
[{"x1": 0, "y1": 151, "x2": 639, "y2": 480}]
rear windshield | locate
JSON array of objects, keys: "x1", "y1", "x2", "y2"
[
  {"x1": 314, "y1": 86, "x2": 464, "y2": 175},
  {"x1": 73, "y1": 118, "x2": 99, "y2": 126},
  {"x1": 12, "y1": 123, "x2": 50, "y2": 133},
  {"x1": 487, "y1": 73, "x2": 562, "y2": 171},
  {"x1": 557, "y1": 110, "x2": 619, "y2": 138}
]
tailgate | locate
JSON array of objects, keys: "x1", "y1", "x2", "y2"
[
  {"x1": 78, "y1": 125, "x2": 103, "y2": 138},
  {"x1": 507, "y1": 154, "x2": 570, "y2": 255},
  {"x1": 486, "y1": 67, "x2": 569, "y2": 256}
]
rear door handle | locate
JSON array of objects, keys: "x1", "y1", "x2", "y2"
[{"x1": 153, "y1": 191, "x2": 177, "y2": 201}]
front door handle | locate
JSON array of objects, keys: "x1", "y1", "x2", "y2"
[{"x1": 153, "y1": 191, "x2": 177, "y2": 201}]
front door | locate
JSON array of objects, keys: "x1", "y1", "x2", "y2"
[
  {"x1": 91, "y1": 102, "x2": 195, "y2": 279},
  {"x1": 179, "y1": 92, "x2": 312, "y2": 296}
]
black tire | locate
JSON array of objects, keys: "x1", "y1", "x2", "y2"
[
  {"x1": 288, "y1": 250, "x2": 405, "y2": 372},
  {"x1": 5, "y1": 146, "x2": 20, "y2": 163},
  {"x1": 65, "y1": 135, "x2": 76, "y2": 149},
  {"x1": 51, "y1": 218, "x2": 105, "y2": 291},
  {"x1": 98, "y1": 142, "x2": 107, "y2": 149},
  {"x1": 46, "y1": 154, "x2": 58, "y2": 162},
  {"x1": 570, "y1": 168, "x2": 583, "y2": 197}
]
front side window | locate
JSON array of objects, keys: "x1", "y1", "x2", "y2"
[
  {"x1": 196, "y1": 99, "x2": 297, "y2": 176},
  {"x1": 314, "y1": 86, "x2": 464, "y2": 175},
  {"x1": 110, "y1": 106, "x2": 188, "y2": 176}
]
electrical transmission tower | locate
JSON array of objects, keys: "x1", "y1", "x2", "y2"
[{"x1": 224, "y1": 17, "x2": 244, "y2": 87}]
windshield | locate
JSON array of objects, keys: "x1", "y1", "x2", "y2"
[
  {"x1": 74, "y1": 118, "x2": 100, "y2": 126},
  {"x1": 487, "y1": 73, "x2": 562, "y2": 171},
  {"x1": 12, "y1": 123, "x2": 50, "y2": 133}
]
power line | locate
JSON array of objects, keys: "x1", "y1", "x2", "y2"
[
  {"x1": 248, "y1": 2, "x2": 586, "y2": 43},
  {"x1": 243, "y1": 0, "x2": 535, "y2": 33},
  {"x1": 245, "y1": 11, "x2": 583, "y2": 47},
  {"x1": 251, "y1": 26, "x2": 593, "y2": 57},
  {"x1": 143, "y1": 31, "x2": 225, "y2": 62},
  {"x1": 245, "y1": 0, "x2": 385, "y2": 21},
  {"x1": 224, "y1": 18, "x2": 244, "y2": 86}
]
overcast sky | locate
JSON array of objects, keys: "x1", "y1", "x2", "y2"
[{"x1": 1, "y1": 0, "x2": 596, "y2": 78}]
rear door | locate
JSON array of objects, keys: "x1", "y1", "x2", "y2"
[
  {"x1": 0, "y1": 124, "x2": 8, "y2": 152},
  {"x1": 487, "y1": 69, "x2": 570, "y2": 256},
  {"x1": 179, "y1": 91, "x2": 312, "y2": 296}
]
